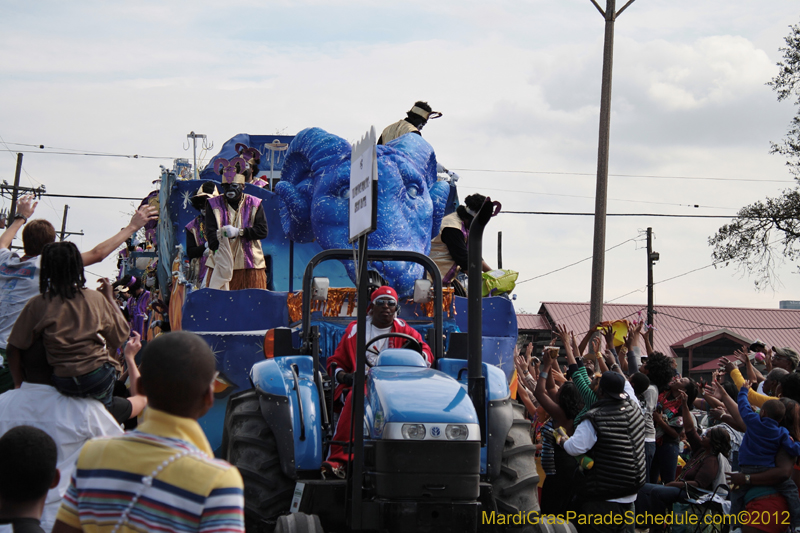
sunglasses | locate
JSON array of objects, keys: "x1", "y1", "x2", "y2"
[{"x1": 373, "y1": 299, "x2": 397, "y2": 308}]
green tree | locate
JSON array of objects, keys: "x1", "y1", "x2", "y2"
[{"x1": 709, "y1": 23, "x2": 800, "y2": 289}]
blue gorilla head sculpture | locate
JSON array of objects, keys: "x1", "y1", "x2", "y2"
[{"x1": 275, "y1": 127, "x2": 451, "y2": 295}]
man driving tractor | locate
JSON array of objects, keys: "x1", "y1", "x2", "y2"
[{"x1": 322, "y1": 286, "x2": 433, "y2": 478}]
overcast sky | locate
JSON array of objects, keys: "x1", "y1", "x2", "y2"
[{"x1": 1, "y1": 1, "x2": 799, "y2": 320}]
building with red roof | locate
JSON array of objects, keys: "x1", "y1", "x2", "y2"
[{"x1": 517, "y1": 302, "x2": 800, "y2": 379}]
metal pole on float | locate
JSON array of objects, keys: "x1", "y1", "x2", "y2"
[
  {"x1": 588, "y1": 0, "x2": 637, "y2": 329},
  {"x1": 346, "y1": 126, "x2": 378, "y2": 530}
]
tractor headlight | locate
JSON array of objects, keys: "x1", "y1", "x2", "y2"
[
  {"x1": 445, "y1": 424, "x2": 469, "y2": 441},
  {"x1": 401, "y1": 423, "x2": 426, "y2": 440}
]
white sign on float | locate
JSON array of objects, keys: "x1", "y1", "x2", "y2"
[{"x1": 349, "y1": 126, "x2": 377, "y2": 243}]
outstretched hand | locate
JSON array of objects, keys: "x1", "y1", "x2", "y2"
[
  {"x1": 719, "y1": 356, "x2": 736, "y2": 374},
  {"x1": 124, "y1": 331, "x2": 142, "y2": 360},
  {"x1": 16, "y1": 194, "x2": 38, "y2": 220},
  {"x1": 96, "y1": 277, "x2": 114, "y2": 301},
  {"x1": 130, "y1": 205, "x2": 158, "y2": 230},
  {"x1": 590, "y1": 335, "x2": 601, "y2": 355}
]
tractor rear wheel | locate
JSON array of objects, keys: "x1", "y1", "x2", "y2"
[
  {"x1": 275, "y1": 513, "x2": 324, "y2": 533},
  {"x1": 492, "y1": 401, "x2": 541, "y2": 524},
  {"x1": 225, "y1": 389, "x2": 295, "y2": 533},
  {"x1": 493, "y1": 402, "x2": 574, "y2": 533}
]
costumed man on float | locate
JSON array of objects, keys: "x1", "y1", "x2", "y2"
[
  {"x1": 205, "y1": 157, "x2": 269, "y2": 290},
  {"x1": 114, "y1": 274, "x2": 150, "y2": 339},
  {"x1": 429, "y1": 193, "x2": 492, "y2": 296},
  {"x1": 236, "y1": 143, "x2": 269, "y2": 188},
  {"x1": 323, "y1": 286, "x2": 433, "y2": 478},
  {"x1": 184, "y1": 181, "x2": 218, "y2": 287},
  {"x1": 377, "y1": 101, "x2": 442, "y2": 145}
]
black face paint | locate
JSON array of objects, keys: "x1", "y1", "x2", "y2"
[
  {"x1": 223, "y1": 183, "x2": 243, "y2": 205},
  {"x1": 191, "y1": 197, "x2": 206, "y2": 212}
]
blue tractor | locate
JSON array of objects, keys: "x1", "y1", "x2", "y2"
[{"x1": 221, "y1": 201, "x2": 554, "y2": 533}]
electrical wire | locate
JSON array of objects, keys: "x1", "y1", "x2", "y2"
[
  {"x1": 43, "y1": 193, "x2": 144, "y2": 201},
  {"x1": 502, "y1": 211, "x2": 738, "y2": 218},
  {"x1": 459, "y1": 185, "x2": 734, "y2": 210},
  {"x1": 0, "y1": 149, "x2": 173, "y2": 160},
  {"x1": 652, "y1": 311, "x2": 800, "y2": 331},
  {"x1": 451, "y1": 168, "x2": 794, "y2": 183},
  {"x1": 2, "y1": 141, "x2": 793, "y2": 183},
  {"x1": 517, "y1": 236, "x2": 639, "y2": 285}
]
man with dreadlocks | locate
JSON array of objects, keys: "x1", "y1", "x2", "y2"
[{"x1": 6, "y1": 242, "x2": 129, "y2": 409}]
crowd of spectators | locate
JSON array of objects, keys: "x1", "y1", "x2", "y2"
[
  {"x1": 516, "y1": 320, "x2": 800, "y2": 533},
  {"x1": 0, "y1": 195, "x2": 245, "y2": 532}
]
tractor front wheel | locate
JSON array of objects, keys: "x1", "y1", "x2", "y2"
[{"x1": 224, "y1": 389, "x2": 296, "y2": 533}]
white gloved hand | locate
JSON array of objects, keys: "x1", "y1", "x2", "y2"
[
  {"x1": 447, "y1": 170, "x2": 460, "y2": 182},
  {"x1": 203, "y1": 248, "x2": 211, "y2": 258},
  {"x1": 221, "y1": 225, "x2": 240, "y2": 239}
]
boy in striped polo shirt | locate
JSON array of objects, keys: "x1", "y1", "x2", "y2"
[{"x1": 52, "y1": 332, "x2": 244, "y2": 533}]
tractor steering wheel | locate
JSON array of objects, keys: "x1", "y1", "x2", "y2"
[{"x1": 364, "y1": 333, "x2": 425, "y2": 367}]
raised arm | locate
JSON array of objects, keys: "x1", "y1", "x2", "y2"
[
  {"x1": 578, "y1": 325, "x2": 600, "y2": 356},
  {"x1": 514, "y1": 356, "x2": 539, "y2": 417},
  {"x1": 81, "y1": 205, "x2": 158, "y2": 266},
  {"x1": 708, "y1": 379, "x2": 746, "y2": 432},
  {"x1": 735, "y1": 347, "x2": 765, "y2": 384},
  {"x1": 641, "y1": 325, "x2": 654, "y2": 356},
  {"x1": 678, "y1": 390, "x2": 701, "y2": 451},
  {"x1": 623, "y1": 325, "x2": 641, "y2": 374},
  {"x1": 533, "y1": 355, "x2": 569, "y2": 427},
  {"x1": 0, "y1": 195, "x2": 37, "y2": 250},
  {"x1": 722, "y1": 356, "x2": 772, "y2": 408},
  {"x1": 123, "y1": 331, "x2": 148, "y2": 418},
  {"x1": 555, "y1": 325, "x2": 577, "y2": 366}
]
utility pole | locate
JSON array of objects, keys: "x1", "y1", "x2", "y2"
[
  {"x1": 59, "y1": 205, "x2": 70, "y2": 242},
  {"x1": 497, "y1": 231, "x2": 503, "y2": 269},
  {"x1": 588, "y1": 0, "x2": 637, "y2": 329},
  {"x1": 646, "y1": 227, "x2": 659, "y2": 345},
  {"x1": 9, "y1": 153, "x2": 23, "y2": 220}
]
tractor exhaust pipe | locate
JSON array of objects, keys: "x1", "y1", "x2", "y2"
[{"x1": 467, "y1": 198, "x2": 498, "y2": 444}]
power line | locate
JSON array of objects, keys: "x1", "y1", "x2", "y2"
[
  {"x1": 43, "y1": 193, "x2": 144, "y2": 201},
  {"x1": 0, "y1": 149, "x2": 174, "y2": 160},
  {"x1": 653, "y1": 310, "x2": 800, "y2": 331},
  {"x1": 461, "y1": 185, "x2": 733, "y2": 210},
  {"x1": 517, "y1": 236, "x2": 638, "y2": 285},
  {"x1": 2, "y1": 142, "x2": 793, "y2": 184},
  {"x1": 503, "y1": 211, "x2": 737, "y2": 218},
  {"x1": 452, "y1": 168, "x2": 794, "y2": 183}
]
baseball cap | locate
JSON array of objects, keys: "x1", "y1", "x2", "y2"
[
  {"x1": 370, "y1": 286, "x2": 398, "y2": 306},
  {"x1": 773, "y1": 347, "x2": 800, "y2": 368},
  {"x1": 599, "y1": 371, "x2": 628, "y2": 400}
]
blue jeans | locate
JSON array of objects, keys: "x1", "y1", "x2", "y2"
[
  {"x1": 51, "y1": 362, "x2": 116, "y2": 408},
  {"x1": 635, "y1": 483, "x2": 685, "y2": 526},
  {"x1": 645, "y1": 441, "x2": 656, "y2": 485},
  {"x1": 650, "y1": 441, "x2": 679, "y2": 484}
]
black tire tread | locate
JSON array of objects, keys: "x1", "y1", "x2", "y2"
[
  {"x1": 225, "y1": 390, "x2": 295, "y2": 533},
  {"x1": 275, "y1": 512, "x2": 324, "y2": 533},
  {"x1": 491, "y1": 401, "x2": 541, "y2": 532}
]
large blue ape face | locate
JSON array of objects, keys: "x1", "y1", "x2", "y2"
[{"x1": 276, "y1": 127, "x2": 451, "y2": 295}]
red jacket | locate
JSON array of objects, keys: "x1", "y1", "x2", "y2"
[{"x1": 327, "y1": 317, "x2": 433, "y2": 402}]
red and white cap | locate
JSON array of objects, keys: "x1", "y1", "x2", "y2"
[{"x1": 370, "y1": 286, "x2": 398, "y2": 305}]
